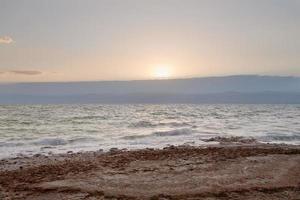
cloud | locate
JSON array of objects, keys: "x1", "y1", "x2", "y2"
[
  {"x1": 10, "y1": 70, "x2": 43, "y2": 75},
  {"x1": 0, "y1": 70, "x2": 45, "y2": 76},
  {"x1": 0, "y1": 36, "x2": 14, "y2": 44}
]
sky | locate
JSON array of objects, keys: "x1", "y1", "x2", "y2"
[{"x1": 0, "y1": 0, "x2": 300, "y2": 83}]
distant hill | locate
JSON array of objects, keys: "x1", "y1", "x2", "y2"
[{"x1": 0, "y1": 75, "x2": 300, "y2": 104}]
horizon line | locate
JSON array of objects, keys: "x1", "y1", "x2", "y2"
[{"x1": 0, "y1": 73, "x2": 299, "y2": 85}]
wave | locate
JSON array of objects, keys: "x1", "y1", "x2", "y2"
[
  {"x1": 121, "y1": 135, "x2": 150, "y2": 140},
  {"x1": 68, "y1": 137, "x2": 97, "y2": 144},
  {"x1": 122, "y1": 128, "x2": 194, "y2": 140},
  {"x1": 128, "y1": 121, "x2": 156, "y2": 128},
  {"x1": 128, "y1": 121, "x2": 191, "y2": 128},
  {"x1": 159, "y1": 122, "x2": 191, "y2": 127},
  {"x1": 31, "y1": 136, "x2": 99, "y2": 146},
  {"x1": 59, "y1": 115, "x2": 107, "y2": 123},
  {"x1": 263, "y1": 133, "x2": 300, "y2": 141},
  {"x1": 71, "y1": 115, "x2": 107, "y2": 120},
  {"x1": 152, "y1": 128, "x2": 194, "y2": 137},
  {"x1": 0, "y1": 141, "x2": 25, "y2": 147},
  {"x1": 32, "y1": 138, "x2": 67, "y2": 146}
]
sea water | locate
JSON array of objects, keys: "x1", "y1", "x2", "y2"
[{"x1": 0, "y1": 104, "x2": 300, "y2": 158}]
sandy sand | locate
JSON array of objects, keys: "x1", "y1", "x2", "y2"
[{"x1": 1, "y1": 140, "x2": 300, "y2": 199}]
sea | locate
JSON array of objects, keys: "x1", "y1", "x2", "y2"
[{"x1": 0, "y1": 104, "x2": 300, "y2": 159}]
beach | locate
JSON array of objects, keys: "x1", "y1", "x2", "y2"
[
  {"x1": 1, "y1": 0, "x2": 300, "y2": 199},
  {"x1": 1, "y1": 140, "x2": 300, "y2": 200}
]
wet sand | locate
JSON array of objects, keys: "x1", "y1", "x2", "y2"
[{"x1": 1, "y1": 142, "x2": 300, "y2": 199}]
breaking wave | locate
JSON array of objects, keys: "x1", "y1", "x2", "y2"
[
  {"x1": 152, "y1": 128, "x2": 194, "y2": 137},
  {"x1": 122, "y1": 128, "x2": 194, "y2": 140}
]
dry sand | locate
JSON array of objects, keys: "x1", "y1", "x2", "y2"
[{"x1": 1, "y1": 140, "x2": 300, "y2": 199}]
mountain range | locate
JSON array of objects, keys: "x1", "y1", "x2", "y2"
[{"x1": 0, "y1": 75, "x2": 299, "y2": 104}]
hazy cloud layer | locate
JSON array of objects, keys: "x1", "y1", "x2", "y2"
[
  {"x1": 10, "y1": 70, "x2": 42, "y2": 75},
  {"x1": 0, "y1": 36, "x2": 13, "y2": 44},
  {"x1": 0, "y1": 70, "x2": 43, "y2": 75}
]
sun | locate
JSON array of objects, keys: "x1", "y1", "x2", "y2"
[{"x1": 153, "y1": 65, "x2": 172, "y2": 79}]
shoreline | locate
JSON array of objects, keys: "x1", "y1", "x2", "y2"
[{"x1": 1, "y1": 142, "x2": 300, "y2": 199}]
